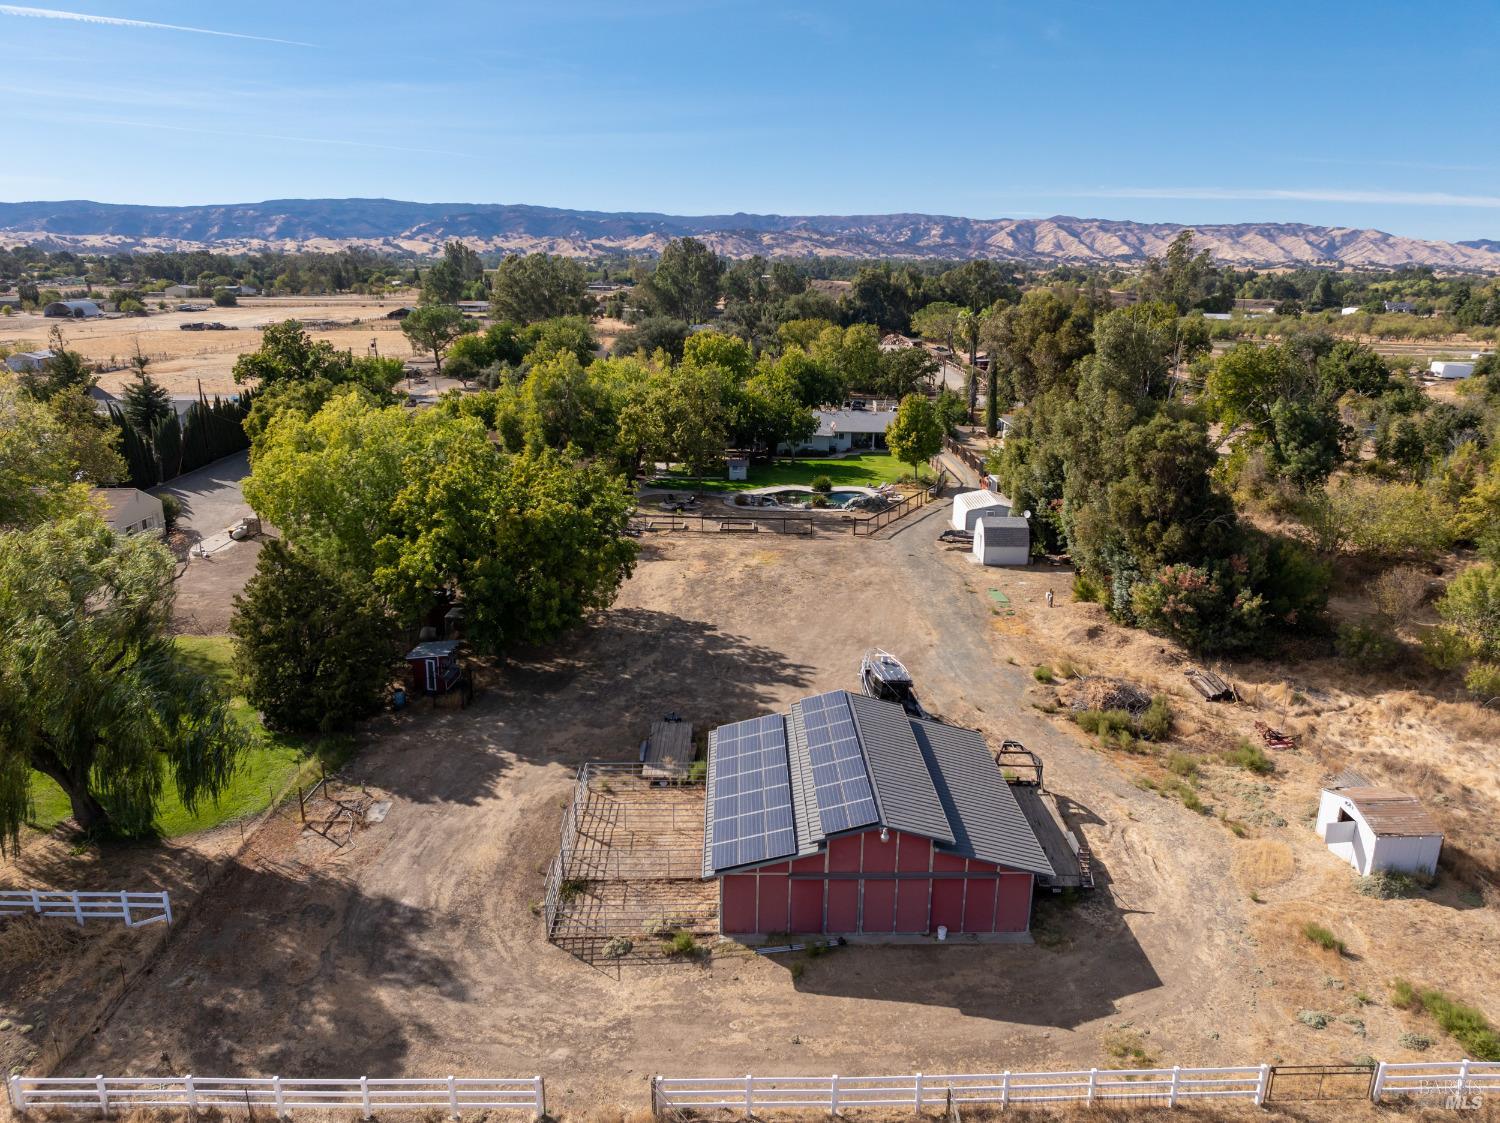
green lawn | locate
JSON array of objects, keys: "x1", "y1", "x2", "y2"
[
  {"x1": 27, "y1": 635, "x2": 348, "y2": 839},
  {"x1": 650, "y1": 453, "x2": 923, "y2": 494}
]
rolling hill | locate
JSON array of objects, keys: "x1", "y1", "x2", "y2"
[{"x1": 2, "y1": 198, "x2": 1498, "y2": 271}]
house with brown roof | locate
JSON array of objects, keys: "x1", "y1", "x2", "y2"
[{"x1": 1316, "y1": 770, "x2": 1442, "y2": 877}]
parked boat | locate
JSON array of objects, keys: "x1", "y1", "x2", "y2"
[{"x1": 859, "y1": 649, "x2": 927, "y2": 717}]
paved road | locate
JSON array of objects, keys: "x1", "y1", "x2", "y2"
[{"x1": 152, "y1": 451, "x2": 251, "y2": 541}]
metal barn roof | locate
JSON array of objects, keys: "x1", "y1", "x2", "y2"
[
  {"x1": 703, "y1": 690, "x2": 1053, "y2": 878},
  {"x1": 1336, "y1": 787, "x2": 1443, "y2": 838}
]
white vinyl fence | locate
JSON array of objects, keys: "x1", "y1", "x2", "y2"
[
  {"x1": 7, "y1": 1075, "x2": 546, "y2": 1118},
  {"x1": 0, "y1": 889, "x2": 172, "y2": 928},
  {"x1": 652, "y1": 1067, "x2": 1272, "y2": 1113},
  {"x1": 1374, "y1": 1060, "x2": 1500, "y2": 1105}
]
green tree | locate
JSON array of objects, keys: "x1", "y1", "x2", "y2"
[
  {"x1": 233, "y1": 320, "x2": 349, "y2": 386},
  {"x1": 123, "y1": 357, "x2": 172, "y2": 434},
  {"x1": 737, "y1": 365, "x2": 817, "y2": 457},
  {"x1": 878, "y1": 347, "x2": 939, "y2": 399},
  {"x1": 21, "y1": 327, "x2": 94, "y2": 401},
  {"x1": 1437, "y1": 563, "x2": 1500, "y2": 659},
  {"x1": 212, "y1": 288, "x2": 238, "y2": 307},
  {"x1": 422, "y1": 240, "x2": 486, "y2": 305},
  {"x1": 401, "y1": 304, "x2": 473, "y2": 374},
  {"x1": 911, "y1": 301, "x2": 962, "y2": 353},
  {"x1": 613, "y1": 316, "x2": 691, "y2": 362},
  {"x1": 230, "y1": 539, "x2": 398, "y2": 733},
  {"x1": 886, "y1": 394, "x2": 943, "y2": 479},
  {"x1": 1138, "y1": 230, "x2": 1233, "y2": 313},
  {"x1": 641, "y1": 237, "x2": 723, "y2": 322},
  {"x1": 0, "y1": 515, "x2": 245, "y2": 845},
  {"x1": 490, "y1": 253, "x2": 589, "y2": 323}
]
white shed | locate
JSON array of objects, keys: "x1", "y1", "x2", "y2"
[
  {"x1": 1429, "y1": 361, "x2": 1474, "y2": 380},
  {"x1": 1315, "y1": 772, "x2": 1442, "y2": 877},
  {"x1": 972, "y1": 514, "x2": 1030, "y2": 566},
  {"x1": 90, "y1": 488, "x2": 165, "y2": 535},
  {"x1": 951, "y1": 489, "x2": 1010, "y2": 531}
]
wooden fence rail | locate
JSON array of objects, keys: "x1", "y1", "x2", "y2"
[
  {"x1": 652, "y1": 1067, "x2": 1271, "y2": 1113},
  {"x1": 0, "y1": 889, "x2": 172, "y2": 929},
  {"x1": 7, "y1": 1075, "x2": 546, "y2": 1118},
  {"x1": 1374, "y1": 1060, "x2": 1500, "y2": 1104}
]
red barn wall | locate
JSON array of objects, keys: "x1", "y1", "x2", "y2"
[{"x1": 718, "y1": 828, "x2": 1034, "y2": 936}]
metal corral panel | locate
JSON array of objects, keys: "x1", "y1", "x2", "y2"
[{"x1": 951, "y1": 489, "x2": 1009, "y2": 531}]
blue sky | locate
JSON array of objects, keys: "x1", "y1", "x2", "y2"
[{"x1": 2, "y1": 0, "x2": 1498, "y2": 241}]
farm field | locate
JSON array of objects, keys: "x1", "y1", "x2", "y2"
[
  {"x1": 6, "y1": 499, "x2": 1495, "y2": 1114},
  {"x1": 0, "y1": 293, "x2": 423, "y2": 398}
]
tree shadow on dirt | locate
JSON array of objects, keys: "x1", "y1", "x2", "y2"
[
  {"x1": 56, "y1": 856, "x2": 465, "y2": 1077},
  {"x1": 358, "y1": 607, "x2": 815, "y2": 806}
]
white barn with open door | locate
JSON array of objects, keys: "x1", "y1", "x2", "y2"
[{"x1": 1316, "y1": 771, "x2": 1442, "y2": 877}]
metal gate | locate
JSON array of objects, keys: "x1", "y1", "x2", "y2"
[{"x1": 1264, "y1": 1064, "x2": 1376, "y2": 1102}]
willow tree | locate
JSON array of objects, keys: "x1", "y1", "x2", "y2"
[{"x1": 0, "y1": 515, "x2": 246, "y2": 848}]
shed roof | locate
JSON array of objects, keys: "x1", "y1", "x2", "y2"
[
  {"x1": 703, "y1": 690, "x2": 1052, "y2": 877},
  {"x1": 1336, "y1": 786, "x2": 1443, "y2": 838},
  {"x1": 406, "y1": 640, "x2": 460, "y2": 660},
  {"x1": 813, "y1": 408, "x2": 895, "y2": 436}
]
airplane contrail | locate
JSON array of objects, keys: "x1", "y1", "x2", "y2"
[{"x1": 0, "y1": 4, "x2": 313, "y2": 46}]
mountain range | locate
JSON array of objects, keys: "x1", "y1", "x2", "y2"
[{"x1": 2, "y1": 198, "x2": 1498, "y2": 272}]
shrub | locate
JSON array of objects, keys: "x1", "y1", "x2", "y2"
[
  {"x1": 1357, "y1": 871, "x2": 1429, "y2": 899},
  {"x1": 1335, "y1": 618, "x2": 1401, "y2": 670},
  {"x1": 663, "y1": 929, "x2": 699, "y2": 957},
  {"x1": 1166, "y1": 752, "x2": 1198, "y2": 778},
  {"x1": 1414, "y1": 988, "x2": 1500, "y2": 1060},
  {"x1": 1137, "y1": 695, "x2": 1173, "y2": 741},
  {"x1": 1075, "y1": 708, "x2": 1133, "y2": 740},
  {"x1": 1101, "y1": 1028, "x2": 1157, "y2": 1068},
  {"x1": 1054, "y1": 659, "x2": 1078, "y2": 679},
  {"x1": 158, "y1": 493, "x2": 182, "y2": 533},
  {"x1": 602, "y1": 936, "x2": 633, "y2": 959},
  {"x1": 212, "y1": 288, "x2": 238, "y2": 307},
  {"x1": 1398, "y1": 1032, "x2": 1432, "y2": 1051},
  {"x1": 1464, "y1": 662, "x2": 1500, "y2": 699},
  {"x1": 809, "y1": 475, "x2": 832, "y2": 493},
  {"x1": 1421, "y1": 624, "x2": 1473, "y2": 671},
  {"x1": 1371, "y1": 564, "x2": 1431, "y2": 626},
  {"x1": 1033, "y1": 664, "x2": 1054, "y2": 683},
  {"x1": 1175, "y1": 783, "x2": 1205, "y2": 813},
  {"x1": 1224, "y1": 739, "x2": 1274, "y2": 774},
  {"x1": 1302, "y1": 922, "x2": 1346, "y2": 954},
  {"x1": 1298, "y1": 1010, "x2": 1330, "y2": 1029},
  {"x1": 1391, "y1": 978, "x2": 1418, "y2": 1010},
  {"x1": 1131, "y1": 562, "x2": 1267, "y2": 654},
  {"x1": 1072, "y1": 571, "x2": 1104, "y2": 604}
]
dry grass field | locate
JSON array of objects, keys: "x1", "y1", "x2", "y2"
[
  {"x1": 2, "y1": 501, "x2": 1496, "y2": 1117},
  {"x1": 0, "y1": 293, "x2": 423, "y2": 398}
]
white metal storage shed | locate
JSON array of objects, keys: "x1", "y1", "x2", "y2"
[
  {"x1": 951, "y1": 489, "x2": 1010, "y2": 532},
  {"x1": 1315, "y1": 771, "x2": 1442, "y2": 877},
  {"x1": 1429, "y1": 361, "x2": 1474, "y2": 380},
  {"x1": 972, "y1": 515, "x2": 1030, "y2": 566}
]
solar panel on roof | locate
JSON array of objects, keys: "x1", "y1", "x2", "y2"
[
  {"x1": 708, "y1": 714, "x2": 796, "y2": 870},
  {"x1": 801, "y1": 693, "x2": 879, "y2": 833}
]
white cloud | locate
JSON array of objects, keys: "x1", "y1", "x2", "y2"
[
  {"x1": 1069, "y1": 186, "x2": 1500, "y2": 209},
  {"x1": 0, "y1": 4, "x2": 312, "y2": 46}
]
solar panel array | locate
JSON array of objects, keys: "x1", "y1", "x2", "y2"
[
  {"x1": 802, "y1": 693, "x2": 880, "y2": 833},
  {"x1": 709, "y1": 714, "x2": 796, "y2": 871}
]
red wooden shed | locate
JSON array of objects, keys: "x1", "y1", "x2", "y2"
[{"x1": 704, "y1": 691, "x2": 1053, "y2": 939}]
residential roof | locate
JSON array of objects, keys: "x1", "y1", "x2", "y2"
[
  {"x1": 813, "y1": 408, "x2": 895, "y2": 437},
  {"x1": 1337, "y1": 786, "x2": 1443, "y2": 838},
  {"x1": 703, "y1": 690, "x2": 1053, "y2": 877}
]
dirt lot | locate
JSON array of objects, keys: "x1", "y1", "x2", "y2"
[
  {"x1": 1, "y1": 294, "x2": 422, "y2": 398},
  {"x1": 4, "y1": 501, "x2": 1496, "y2": 1115}
]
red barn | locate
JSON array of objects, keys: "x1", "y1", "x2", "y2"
[{"x1": 704, "y1": 691, "x2": 1053, "y2": 939}]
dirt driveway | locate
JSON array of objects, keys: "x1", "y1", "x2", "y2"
[{"x1": 52, "y1": 504, "x2": 1494, "y2": 1113}]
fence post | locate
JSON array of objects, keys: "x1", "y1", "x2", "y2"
[
  {"x1": 828, "y1": 1074, "x2": 837, "y2": 1118},
  {"x1": 119, "y1": 889, "x2": 132, "y2": 928},
  {"x1": 1000, "y1": 1071, "x2": 1010, "y2": 1110},
  {"x1": 272, "y1": 1075, "x2": 286, "y2": 1118},
  {"x1": 74, "y1": 893, "x2": 85, "y2": 926},
  {"x1": 96, "y1": 1075, "x2": 109, "y2": 1116},
  {"x1": 532, "y1": 1075, "x2": 545, "y2": 1119},
  {"x1": 30, "y1": 888, "x2": 41, "y2": 916},
  {"x1": 10, "y1": 1074, "x2": 28, "y2": 1112},
  {"x1": 359, "y1": 1076, "x2": 371, "y2": 1120},
  {"x1": 914, "y1": 1072, "x2": 924, "y2": 1110},
  {"x1": 1086, "y1": 1068, "x2": 1097, "y2": 1106},
  {"x1": 650, "y1": 1076, "x2": 659, "y2": 1119},
  {"x1": 1168, "y1": 1066, "x2": 1180, "y2": 1107},
  {"x1": 163, "y1": 892, "x2": 173, "y2": 926},
  {"x1": 184, "y1": 1075, "x2": 197, "y2": 1115},
  {"x1": 1457, "y1": 1058, "x2": 1471, "y2": 1102},
  {"x1": 1371, "y1": 1062, "x2": 1386, "y2": 1103},
  {"x1": 447, "y1": 1075, "x2": 459, "y2": 1119},
  {"x1": 1255, "y1": 1063, "x2": 1271, "y2": 1106},
  {"x1": 743, "y1": 1074, "x2": 754, "y2": 1118}
]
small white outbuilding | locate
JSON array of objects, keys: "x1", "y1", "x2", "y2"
[
  {"x1": 1315, "y1": 771, "x2": 1443, "y2": 877},
  {"x1": 951, "y1": 489, "x2": 1010, "y2": 532},
  {"x1": 1429, "y1": 361, "x2": 1474, "y2": 380},
  {"x1": 972, "y1": 514, "x2": 1030, "y2": 566}
]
